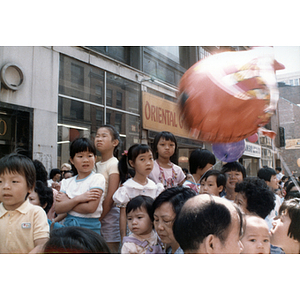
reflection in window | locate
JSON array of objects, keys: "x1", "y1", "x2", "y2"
[
  {"x1": 115, "y1": 113, "x2": 122, "y2": 133},
  {"x1": 107, "y1": 89, "x2": 112, "y2": 106},
  {"x1": 71, "y1": 63, "x2": 84, "y2": 87},
  {"x1": 116, "y1": 91, "x2": 122, "y2": 108}
]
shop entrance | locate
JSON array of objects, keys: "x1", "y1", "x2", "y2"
[{"x1": 0, "y1": 103, "x2": 33, "y2": 159}]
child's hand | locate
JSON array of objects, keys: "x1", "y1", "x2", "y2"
[
  {"x1": 81, "y1": 189, "x2": 102, "y2": 202},
  {"x1": 56, "y1": 192, "x2": 70, "y2": 202}
]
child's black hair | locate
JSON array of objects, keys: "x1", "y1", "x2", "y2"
[
  {"x1": 49, "y1": 168, "x2": 61, "y2": 180},
  {"x1": 43, "y1": 226, "x2": 111, "y2": 254},
  {"x1": 279, "y1": 198, "x2": 300, "y2": 243},
  {"x1": 118, "y1": 144, "x2": 152, "y2": 184},
  {"x1": 221, "y1": 161, "x2": 246, "y2": 179},
  {"x1": 152, "y1": 131, "x2": 178, "y2": 162},
  {"x1": 97, "y1": 124, "x2": 121, "y2": 157},
  {"x1": 70, "y1": 137, "x2": 97, "y2": 159},
  {"x1": 189, "y1": 149, "x2": 216, "y2": 174},
  {"x1": 0, "y1": 152, "x2": 36, "y2": 191},
  {"x1": 257, "y1": 166, "x2": 277, "y2": 182},
  {"x1": 200, "y1": 169, "x2": 226, "y2": 192},
  {"x1": 34, "y1": 180, "x2": 54, "y2": 214},
  {"x1": 126, "y1": 195, "x2": 155, "y2": 222}
]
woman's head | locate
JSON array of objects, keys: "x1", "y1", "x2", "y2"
[{"x1": 153, "y1": 186, "x2": 196, "y2": 245}]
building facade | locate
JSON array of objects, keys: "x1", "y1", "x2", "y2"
[{"x1": 1, "y1": 46, "x2": 266, "y2": 176}]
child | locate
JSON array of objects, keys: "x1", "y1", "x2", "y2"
[
  {"x1": 94, "y1": 124, "x2": 121, "y2": 253},
  {"x1": 28, "y1": 180, "x2": 64, "y2": 230},
  {"x1": 44, "y1": 226, "x2": 111, "y2": 254},
  {"x1": 199, "y1": 169, "x2": 226, "y2": 196},
  {"x1": 270, "y1": 198, "x2": 300, "y2": 254},
  {"x1": 55, "y1": 137, "x2": 105, "y2": 235},
  {"x1": 148, "y1": 131, "x2": 186, "y2": 189},
  {"x1": 221, "y1": 161, "x2": 246, "y2": 201},
  {"x1": 113, "y1": 144, "x2": 164, "y2": 242},
  {"x1": 0, "y1": 153, "x2": 49, "y2": 253},
  {"x1": 183, "y1": 148, "x2": 216, "y2": 193},
  {"x1": 121, "y1": 195, "x2": 164, "y2": 254},
  {"x1": 241, "y1": 214, "x2": 270, "y2": 254}
]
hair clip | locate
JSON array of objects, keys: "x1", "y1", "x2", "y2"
[{"x1": 122, "y1": 150, "x2": 128, "y2": 156}]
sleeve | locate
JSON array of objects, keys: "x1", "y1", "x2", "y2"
[
  {"x1": 89, "y1": 173, "x2": 105, "y2": 192},
  {"x1": 33, "y1": 207, "x2": 50, "y2": 241},
  {"x1": 175, "y1": 165, "x2": 186, "y2": 184},
  {"x1": 112, "y1": 186, "x2": 130, "y2": 207},
  {"x1": 121, "y1": 242, "x2": 143, "y2": 254},
  {"x1": 108, "y1": 159, "x2": 119, "y2": 176},
  {"x1": 155, "y1": 183, "x2": 165, "y2": 197},
  {"x1": 59, "y1": 178, "x2": 67, "y2": 193}
]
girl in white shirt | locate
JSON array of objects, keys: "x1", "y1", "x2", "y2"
[{"x1": 113, "y1": 144, "x2": 164, "y2": 242}]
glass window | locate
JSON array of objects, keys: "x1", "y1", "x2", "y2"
[{"x1": 107, "y1": 89, "x2": 112, "y2": 106}]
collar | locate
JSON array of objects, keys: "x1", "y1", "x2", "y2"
[
  {"x1": 0, "y1": 199, "x2": 31, "y2": 218},
  {"x1": 123, "y1": 178, "x2": 157, "y2": 189}
]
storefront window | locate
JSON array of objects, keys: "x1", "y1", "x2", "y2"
[{"x1": 58, "y1": 54, "x2": 140, "y2": 166}]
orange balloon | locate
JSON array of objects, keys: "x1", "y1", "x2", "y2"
[
  {"x1": 178, "y1": 47, "x2": 284, "y2": 143},
  {"x1": 297, "y1": 158, "x2": 300, "y2": 168}
]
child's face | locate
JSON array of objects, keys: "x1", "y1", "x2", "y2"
[
  {"x1": 28, "y1": 190, "x2": 41, "y2": 207},
  {"x1": 156, "y1": 138, "x2": 176, "y2": 159},
  {"x1": 95, "y1": 127, "x2": 118, "y2": 153},
  {"x1": 225, "y1": 170, "x2": 243, "y2": 190},
  {"x1": 130, "y1": 151, "x2": 154, "y2": 178},
  {"x1": 241, "y1": 216, "x2": 270, "y2": 254},
  {"x1": 0, "y1": 171, "x2": 32, "y2": 211},
  {"x1": 70, "y1": 151, "x2": 96, "y2": 178},
  {"x1": 267, "y1": 175, "x2": 279, "y2": 191},
  {"x1": 270, "y1": 210, "x2": 293, "y2": 250},
  {"x1": 200, "y1": 175, "x2": 223, "y2": 196},
  {"x1": 127, "y1": 206, "x2": 153, "y2": 236}
]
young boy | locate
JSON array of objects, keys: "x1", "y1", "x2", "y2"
[
  {"x1": 241, "y1": 214, "x2": 270, "y2": 254},
  {"x1": 270, "y1": 198, "x2": 300, "y2": 254},
  {"x1": 199, "y1": 169, "x2": 226, "y2": 196},
  {"x1": 183, "y1": 148, "x2": 216, "y2": 193},
  {"x1": 0, "y1": 153, "x2": 49, "y2": 253}
]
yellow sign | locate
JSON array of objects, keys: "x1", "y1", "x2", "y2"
[
  {"x1": 285, "y1": 139, "x2": 300, "y2": 150},
  {"x1": 142, "y1": 92, "x2": 190, "y2": 138}
]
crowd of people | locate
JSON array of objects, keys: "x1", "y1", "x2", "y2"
[{"x1": 1, "y1": 125, "x2": 300, "y2": 254}]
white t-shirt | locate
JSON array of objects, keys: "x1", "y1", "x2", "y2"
[
  {"x1": 113, "y1": 178, "x2": 164, "y2": 207},
  {"x1": 60, "y1": 171, "x2": 105, "y2": 218}
]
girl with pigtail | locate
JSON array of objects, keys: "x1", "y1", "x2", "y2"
[{"x1": 113, "y1": 144, "x2": 164, "y2": 242}]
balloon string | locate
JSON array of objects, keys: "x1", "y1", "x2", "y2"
[{"x1": 277, "y1": 152, "x2": 300, "y2": 193}]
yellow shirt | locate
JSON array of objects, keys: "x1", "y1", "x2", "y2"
[{"x1": 0, "y1": 199, "x2": 49, "y2": 253}]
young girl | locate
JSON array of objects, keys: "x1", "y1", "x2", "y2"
[
  {"x1": 113, "y1": 144, "x2": 164, "y2": 242},
  {"x1": 148, "y1": 131, "x2": 186, "y2": 189},
  {"x1": 94, "y1": 124, "x2": 121, "y2": 253},
  {"x1": 55, "y1": 137, "x2": 105, "y2": 234},
  {"x1": 121, "y1": 195, "x2": 164, "y2": 254}
]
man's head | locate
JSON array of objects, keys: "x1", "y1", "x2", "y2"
[
  {"x1": 173, "y1": 194, "x2": 244, "y2": 254},
  {"x1": 257, "y1": 166, "x2": 279, "y2": 191}
]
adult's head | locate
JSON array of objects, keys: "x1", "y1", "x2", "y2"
[
  {"x1": 173, "y1": 194, "x2": 244, "y2": 254},
  {"x1": 152, "y1": 186, "x2": 196, "y2": 253},
  {"x1": 234, "y1": 177, "x2": 275, "y2": 219}
]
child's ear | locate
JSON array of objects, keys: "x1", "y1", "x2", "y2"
[
  {"x1": 218, "y1": 185, "x2": 224, "y2": 194},
  {"x1": 128, "y1": 160, "x2": 134, "y2": 168},
  {"x1": 112, "y1": 139, "x2": 119, "y2": 147},
  {"x1": 69, "y1": 157, "x2": 74, "y2": 165}
]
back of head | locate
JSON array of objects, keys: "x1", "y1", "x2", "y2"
[
  {"x1": 257, "y1": 166, "x2": 276, "y2": 182},
  {"x1": 152, "y1": 186, "x2": 197, "y2": 217},
  {"x1": 173, "y1": 194, "x2": 233, "y2": 253},
  {"x1": 0, "y1": 152, "x2": 36, "y2": 191},
  {"x1": 34, "y1": 180, "x2": 53, "y2": 214},
  {"x1": 221, "y1": 161, "x2": 246, "y2": 178},
  {"x1": 33, "y1": 160, "x2": 48, "y2": 186},
  {"x1": 189, "y1": 148, "x2": 216, "y2": 174},
  {"x1": 235, "y1": 177, "x2": 275, "y2": 219},
  {"x1": 43, "y1": 226, "x2": 111, "y2": 254}
]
